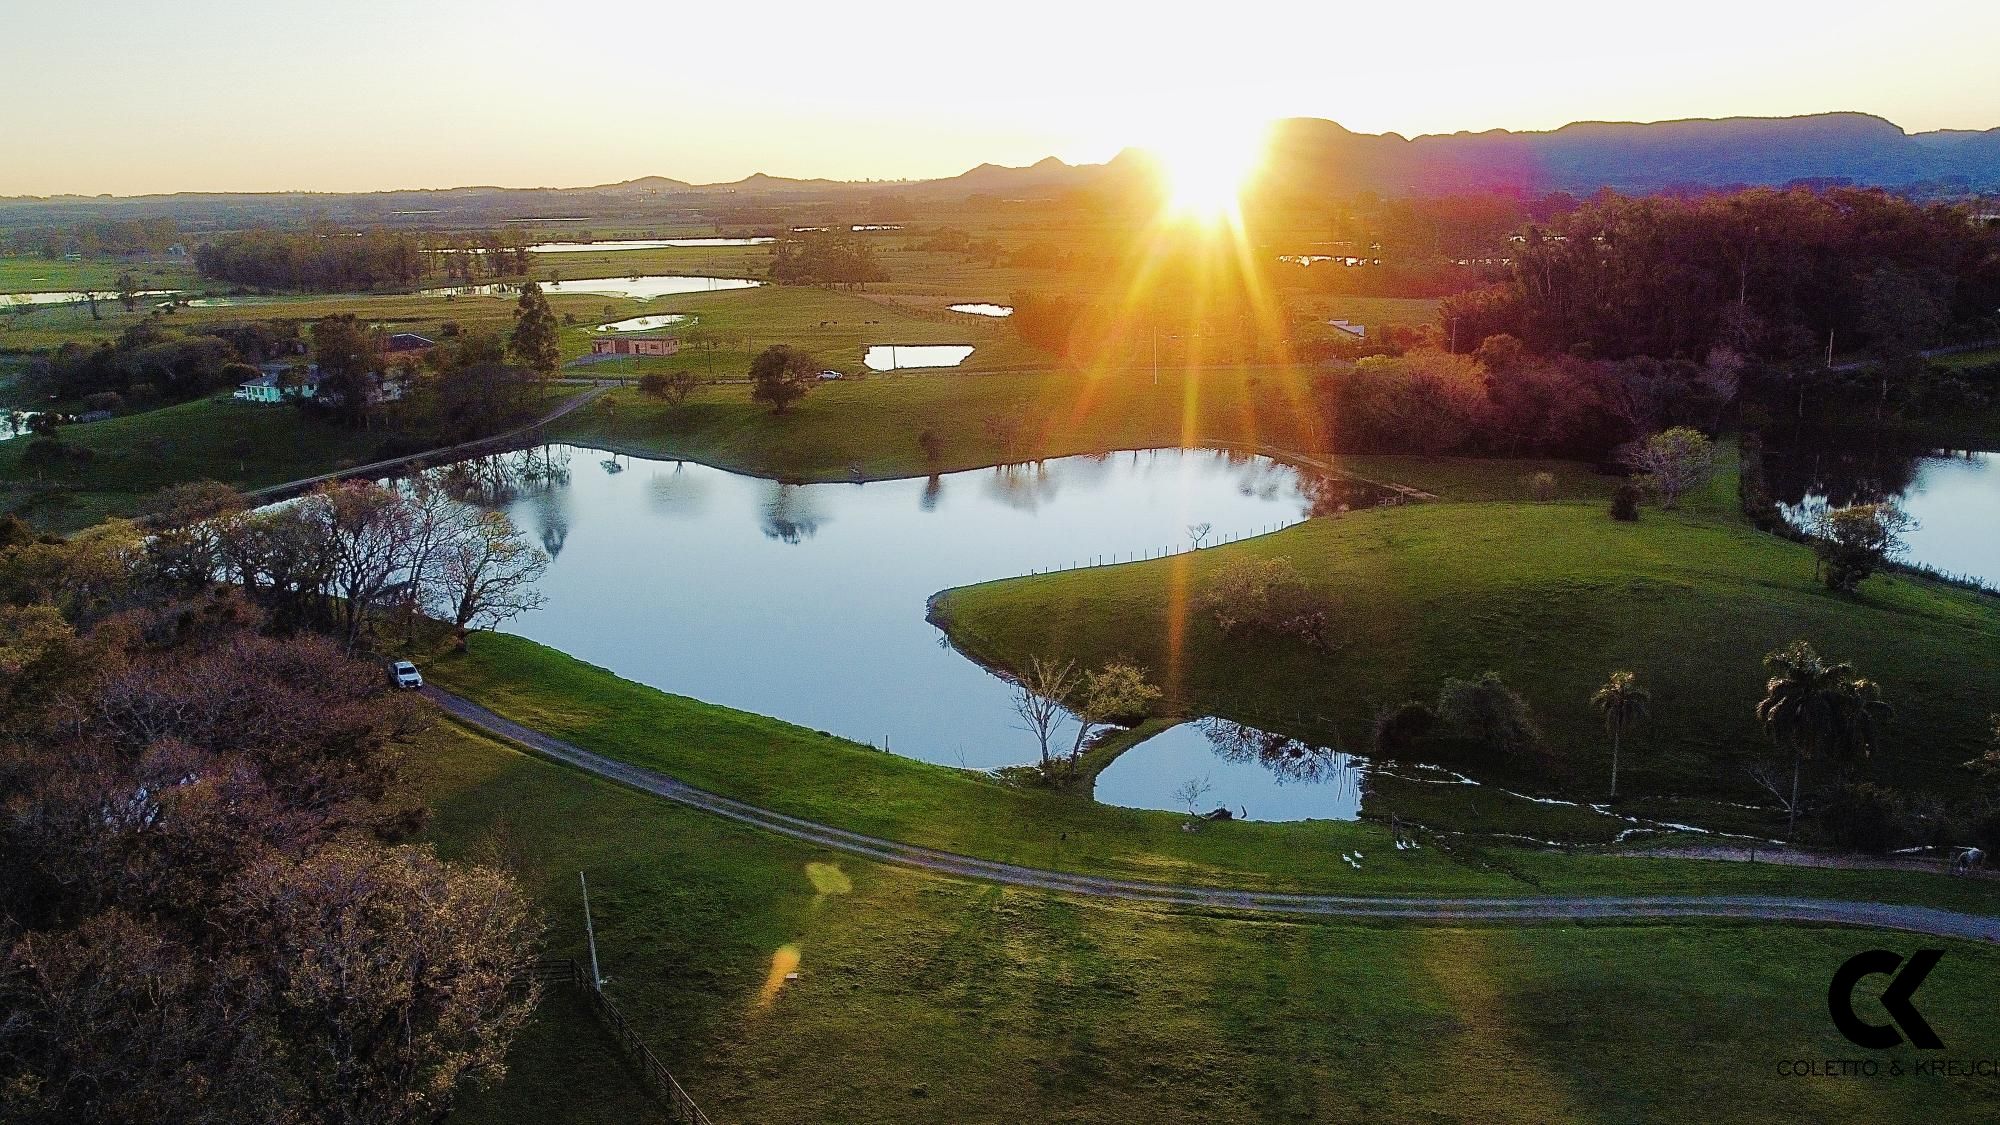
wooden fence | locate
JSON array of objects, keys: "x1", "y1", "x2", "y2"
[{"x1": 533, "y1": 957, "x2": 714, "y2": 1124}]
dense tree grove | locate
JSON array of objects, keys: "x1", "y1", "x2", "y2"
[
  {"x1": 36, "y1": 320, "x2": 267, "y2": 403},
  {"x1": 192, "y1": 226, "x2": 531, "y2": 292},
  {"x1": 1441, "y1": 188, "x2": 2000, "y2": 362},
  {"x1": 768, "y1": 231, "x2": 887, "y2": 286},
  {"x1": 0, "y1": 521, "x2": 540, "y2": 1125},
  {"x1": 3, "y1": 217, "x2": 181, "y2": 259}
]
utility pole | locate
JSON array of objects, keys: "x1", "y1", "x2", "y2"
[{"x1": 580, "y1": 871, "x2": 603, "y2": 988}]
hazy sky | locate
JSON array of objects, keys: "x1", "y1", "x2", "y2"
[{"x1": 6, "y1": 0, "x2": 1999, "y2": 196}]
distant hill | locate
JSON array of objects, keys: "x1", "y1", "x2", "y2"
[{"x1": 5, "y1": 113, "x2": 1996, "y2": 230}]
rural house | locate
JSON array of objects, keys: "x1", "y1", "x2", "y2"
[{"x1": 590, "y1": 334, "x2": 681, "y2": 357}]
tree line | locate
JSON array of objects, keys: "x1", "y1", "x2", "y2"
[
  {"x1": 0, "y1": 502, "x2": 543, "y2": 1123},
  {"x1": 3, "y1": 217, "x2": 182, "y2": 259},
  {"x1": 192, "y1": 225, "x2": 535, "y2": 292},
  {"x1": 1440, "y1": 187, "x2": 2000, "y2": 364}
]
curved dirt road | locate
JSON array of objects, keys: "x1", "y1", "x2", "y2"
[{"x1": 426, "y1": 687, "x2": 2000, "y2": 942}]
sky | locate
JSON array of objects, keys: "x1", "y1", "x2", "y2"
[{"x1": 6, "y1": 0, "x2": 2000, "y2": 196}]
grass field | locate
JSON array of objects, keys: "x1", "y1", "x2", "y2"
[
  {"x1": 0, "y1": 254, "x2": 199, "y2": 295},
  {"x1": 553, "y1": 368, "x2": 1591, "y2": 495},
  {"x1": 934, "y1": 486, "x2": 2000, "y2": 819},
  {"x1": 419, "y1": 629, "x2": 2000, "y2": 912},
  {"x1": 415, "y1": 717, "x2": 2000, "y2": 1125},
  {"x1": 0, "y1": 396, "x2": 391, "y2": 530}
]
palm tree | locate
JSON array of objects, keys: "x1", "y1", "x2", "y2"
[
  {"x1": 1755, "y1": 641, "x2": 1892, "y2": 839},
  {"x1": 1590, "y1": 671, "x2": 1650, "y2": 799}
]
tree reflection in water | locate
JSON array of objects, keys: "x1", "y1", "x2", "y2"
[{"x1": 1195, "y1": 717, "x2": 1360, "y2": 787}]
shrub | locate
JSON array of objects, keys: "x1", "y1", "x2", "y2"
[
  {"x1": 1609, "y1": 481, "x2": 1642, "y2": 521},
  {"x1": 917, "y1": 429, "x2": 943, "y2": 465},
  {"x1": 1817, "y1": 782, "x2": 1904, "y2": 854},
  {"x1": 1373, "y1": 700, "x2": 1438, "y2": 754},
  {"x1": 1198, "y1": 555, "x2": 1333, "y2": 650},
  {"x1": 1528, "y1": 471, "x2": 1557, "y2": 501},
  {"x1": 1437, "y1": 672, "x2": 1539, "y2": 755},
  {"x1": 1807, "y1": 502, "x2": 1915, "y2": 594},
  {"x1": 82, "y1": 391, "x2": 124, "y2": 414}
]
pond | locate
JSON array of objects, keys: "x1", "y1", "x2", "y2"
[
  {"x1": 596, "y1": 314, "x2": 690, "y2": 332},
  {"x1": 419, "y1": 275, "x2": 762, "y2": 300},
  {"x1": 948, "y1": 303, "x2": 1013, "y2": 317},
  {"x1": 1, "y1": 289, "x2": 179, "y2": 307},
  {"x1": 440, "y1": 446, "x2": 1344, "y2": 770},
  {"x1": 864, "y1": 344, "x2": 974, "y2": 371},
  {"x1": 1760, "y1": 437, "x2": 2000, "y2": 588},
  {"x1": 1094, "y1": 719, "x2": 1368, "y2": 821},
  {"x1": 528, "y1": 238, "x2": 775, "y2": 252}
]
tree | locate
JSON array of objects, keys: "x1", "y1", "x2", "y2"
[
  {"x1": 115, "y1": 271, "x2": 141, "y2": 312},
  {"x1": 1755, "y1": 641, "x2": 1892, "y2": 839},
  {"x1": 310, "y1": 480, "x2": 419, "y2": 649},
  {"x1": 1198, "y1": 555, "x2": 1331, "y2": 649},
  {"x1": 508, "y1": 281, "x2": 560, "y2": 378},
  {"x1": 1590, "y1": 670, "x2": 1650, "y2": 798},
  {"x1": 1807, "y1": 502, "x2": 1916, "y2": 593},
  {"x1": 1063, "y1": 661, "x2": 1162, "y2": 770},
  {"x1": 1173, "y1": 775, "x2": 1215, "y2": 817},
  {"x1": 310, "y1": 314, "x2": 384, "y2": 425},
  {"x1": 1620, "y1": 427, "x2": 1715, "y2": 509},
  {"x1": 636, "y1": 370, "x2": 698, "y2": 409},
  {"x1": 748, "y1": 344, "x2": 818, "y2": 414},
  {"x1": 1006, "y1": 655, "x2": 1079, "y2": 770},
  {"x1": 428, "y1": 509, "x2": 549, "y2": 648},
  {"x1": 1438, "y1": 672, "x2": 1538, "y2": 756}
]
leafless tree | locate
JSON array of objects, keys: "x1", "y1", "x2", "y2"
[
  {"x1": 1173, "y1": 774, "x2": 1215, "y2": 817},
  {"x1": 427, "y1": 509, "x2": 549, "y2": 648},
  {"x1": 1007, "y1": 655, "x2": 1078, "y2": 770}
]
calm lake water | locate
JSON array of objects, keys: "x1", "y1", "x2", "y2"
[
  {"x1": 596, "y1": 314, "x2": 690, "y2": 332},
  {"x1": 1762, "y1": 440, "x2": 2000, "y2": 588},
  {"x1": 948, "y1": 303, "x2": 1013, "y2": 317},
  {"x1": 1095, "y1": 719, "x2": 1367, "y2": 821},
  {"x1": 528, "y1": 238, "x2": 774, "y2": 252},
  {"x1": 864, "y1": 344, "x2": 974, "y2": 371},
  {"x1": 419, "y1": 276, "x2": 761, "y2": 300},
  {"x1": 447, "y1": 446, "x2": 1326, "y2": 770}
]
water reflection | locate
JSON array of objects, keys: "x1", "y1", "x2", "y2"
[
  {"x1": 1095, "y1": 719, "x2": 1366, "y2": 821},
  {"x1": 863, "y1": 344, "x2": 974, "y2": 371},
  {"x1": 1762, "y1": 436, "x2": 1998, "y2": 586},
  {"x1": 419, "y1": 275, "x2": 760, "y2": 300},
  {"x1": 419, "y1": 445, "x2": 1350, "y2": 769}
]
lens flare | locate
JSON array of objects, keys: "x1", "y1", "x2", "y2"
[{"x1": 1149, "y1": 124, "x2": 1269, "y2": 224}]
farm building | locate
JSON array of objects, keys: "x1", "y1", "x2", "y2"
[{"x1": 590, "y1": 334, "x2": 681, "y2": 357}]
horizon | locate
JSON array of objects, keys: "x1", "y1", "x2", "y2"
[
  {"x1": 8, "y1": 109, "x2": 1997, "y2": 201},
  {"x1": 6, "y1": 0, "x2": 2000, "y2": 196}
]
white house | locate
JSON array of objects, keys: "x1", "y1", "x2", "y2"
[{"x1": 234, "y1": 363, "x2": 322, "y2": 404}]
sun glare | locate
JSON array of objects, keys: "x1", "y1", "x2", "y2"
[{"x1": 1150, "y1": 126, "x2": 1268, "y2": 223}]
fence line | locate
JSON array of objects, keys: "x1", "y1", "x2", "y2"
[
  {"x1": 532, "y1": 957, "x2": 715, "y2": 1125},
  {"x1": 996, "y1": 518, "x2": 1311, "y2": 582}
]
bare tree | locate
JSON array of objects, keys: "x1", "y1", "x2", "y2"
[
  {"x1": 1173, "y1": 775, "x2": 1215, "y2": 817},
  {"x1": 1006, "y1": 655, "x2": 1078, "y2": 770},
  {"x1": 1187, "y1": 522, "x2": 1213, "y2": 549},
  {"x1": 428, "y1": 509, "x2": 549, "y2": 648}
]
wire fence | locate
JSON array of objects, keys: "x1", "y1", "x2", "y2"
[
  {"x1": 1002, "y1": 519, "x2": 1312, "y2": 581},
  {"x1": 532, "y1": 957, "x2": 714, "y2": 1125}
]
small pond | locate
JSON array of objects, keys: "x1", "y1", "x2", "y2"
[
  {"x1": 948, "y1": 303, "x2": 1013, "y2": 318},
  {"x1": 419, "y1": 276, "x2": 762, "y2": 300},
  {"x1": 528, "y1": 238, "x2": 774, "y2": 252},
  {"x1": 431, "y1": 446, "x2": 1346, "y2": 770},
  {"x1": 2, "y1": 289, "x2": 179, "y2": 308},
  {"x1": 596, "y1": 314, "x2": 690, "y2": 332},
  {"x1": 1095, "y1": 719, "x2": 1368, "y2": 821},
  {"x1": 864, "y1": 344, "x2": 974, "y2": 371},
  {"x1": 1761, "y1": 437, "x2": 1999, "y2": 588}
]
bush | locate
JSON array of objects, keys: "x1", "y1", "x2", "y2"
[
  {"x1": 917, "y1": 429, "x2": 943, "y2": 465},
  {"x1": 1528, "y1": 471, "x2": 1557, "y2": 501},
  {"x1": 1609, "y1": 481, "x2": 1642, "y2": 521},
  {"x1": 1198, "y1": 555, "x2": 1333, "y2": 650},
  {"x1": 82, "y1": 391, "x2": 124, "y2": 414},
  {"x1": 1373, "y1": 700, "x2": 1438, "y2": 754},
  {"x1": 1437, "y1": 672, "x2": 1539, "y2": 755},
  {"x1": 1817, "y1": 782, "x2": 1904, "y2": 854}
]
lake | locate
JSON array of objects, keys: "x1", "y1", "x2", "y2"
[
  {"x1": 419, "y1": 275, "x2": 761, "y2": 300},
  {"x1": 1761, "y1": 438, "x2": 1999, "y2": 588},
  {"x1": 1095, "y1": 719, "x2": 1368, "y2": 821},
  {"x1": 864, "y1": 345, "x2": 974, "y2": 371},
  {"x1": 948, "y1": 303, "x2": 1013, "y2": 317},
  {"x1": 596, "y1": 314, "x2": 691, "y2": 332},
  {"x1": 444, "y1": 446, "x2": 1333, "y2": 770},
  {"x1": 528, "y1": 238, "x2": 774, "y2": 252}
]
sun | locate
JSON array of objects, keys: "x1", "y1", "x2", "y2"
[{"x1": 1149, "y1": 124, "x2": 1269, "y2": 224}]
